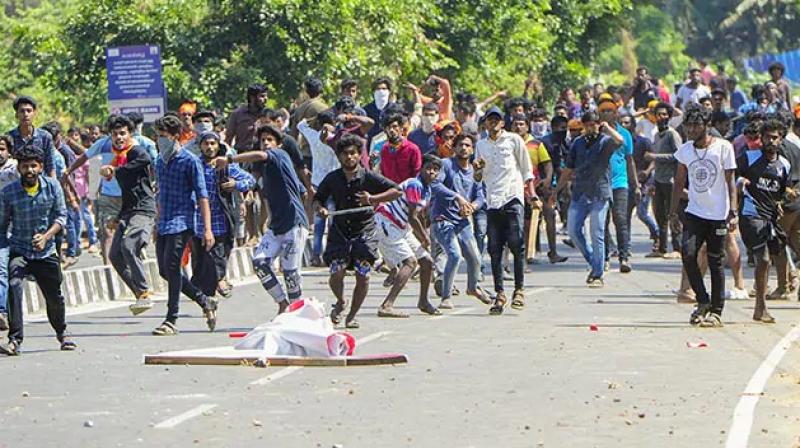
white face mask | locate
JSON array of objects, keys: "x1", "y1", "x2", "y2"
[
  {"x1": 531, "y1": 122, "x2": 548, "y2": 138},
  {"x1": 373, "y1": 89, "x2": 390, "y2": 110},
  {"x1": 194, "y1": 121, "x2": 213, "y2": 134},
  {"x1": 421, "y1": 115, "x2": 437, "y2": 133}
]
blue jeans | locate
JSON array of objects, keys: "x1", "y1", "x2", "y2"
[
  {"x1": 472, "y1": 208, "x2": 488, "y2": 273},
  {"x1": 80, "y1": 198, "x2": 99, "y2": 246},
  {"x1": 628, "y1": 188, "x2": 659, "y2": 240},
  {"x1": 313, "y1": 197, "x2": 334, "y2": 258},
  {"x1": 65, "y1": 206, "x2": 80, "y2": 257},
  {"x1": 568, "y1": 196, "x2": 610, "y2": 278},
  {"x1": 0, "y1": 245, "x2": 8, "y2": 314},
  {"x1": 433, "y1": 219, "x2": 481, "y2": 299}
]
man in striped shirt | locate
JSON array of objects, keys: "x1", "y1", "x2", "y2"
[{"x1": 374, "y1": 154, "x2": 442, "y2": 318}]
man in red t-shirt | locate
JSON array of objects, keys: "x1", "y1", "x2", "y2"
[{"x1": 379, "y1": 113, "x2": 422, "y2": 184}]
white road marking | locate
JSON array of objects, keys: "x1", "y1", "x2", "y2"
[
  {"x1": 249, "y1": 331, "x2": 393, "y2": 386},
  {"x1": 431, "y1": 307, "x2": 476, "y2": 321},
  {"x1": 154, "y1": 403, "x2": 218, "y2": 429},
  {"x1": 163, "y1": 393, "x2": 209, "y2": 400},
  {"x1": 725, "y1": 325, "x2": 800, "y2": 448}
]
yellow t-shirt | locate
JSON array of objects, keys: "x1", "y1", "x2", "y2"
[
  {"x1": 23, "y1": 181, "x2": 39, "y2": 197},
  {"x1": 524, "y1": 135, "x2": 551, "y2": 178}
]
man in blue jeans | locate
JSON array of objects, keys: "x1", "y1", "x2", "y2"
[
  {"x1": 0, "y1": 134, "x2": 18, "y2": 330},
  {"x1": 619, "y1": 113, "x2": 659, "y2": 250},
  {"x1": 552, "y1": 111, "x2": 624, "y2": 287},
  {"x1": 430, "y1": 134, "x2": 492, "y2": 309}
]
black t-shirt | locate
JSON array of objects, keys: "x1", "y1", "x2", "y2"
[
  {"x1": 780, "y1": 140, "x2": 800, "y2": 212},
  {"x1": 632, "y1": 134, "x2": 653, "y2": 178},
  {"x1": 281, "y1": 134, "x2": 305, "y2": 169},
  {"x1": 633, "y1": 87, "x2": 658, "y2": 111},
  {"x1": 114, "y1": 145, "x2": 156, "y2": 219},
  {"x1": 314, "y1": 168, "x2": 398, "y2": 240},
  {"x1": 737, "y1": 150, "x2": 790, "y2": 220}
]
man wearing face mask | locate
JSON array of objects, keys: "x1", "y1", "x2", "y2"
[
  {"x1": 540, "y1": 115, "x2": 570, "y2": 256},
  {"x1": 644, "y1": 102, "x2": 683, "y2": 258},
  {"x1": 529, "y1": 109, "x2": 550, "y2": 140},
  {"x1": 408, "y1": 103, "x2": 439, "y2": 155},
  {"x1": 551, "y1": 111, "x2": 625, "y2": 288},
  {"x1": 183, "y1": 110, "x2": 218, "y2": 157},
  {"x1": 364, "y1": 77, "x2": 395, "y2": 144}
]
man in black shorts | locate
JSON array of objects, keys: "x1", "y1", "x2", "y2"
[
  {"x1": 313, "y1": 134, "x2": 401, "y2": 328},
  {"x1": 737, "y1": 118, "x2": 795, "y2": 323}
]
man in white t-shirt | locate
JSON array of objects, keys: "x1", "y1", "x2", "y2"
[
  {"x1": 675, "y1": 68, "x2": 711, "y2": 111},
  {"x1": 669, "y1": 106, "x2": 738, "y2": 328}
]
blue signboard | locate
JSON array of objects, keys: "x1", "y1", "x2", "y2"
[
  {"x1": 743, "y1": 48, "x2": 800, "y2": 84},
  {"x1": 106, "y1": 45, "x2": 166, "y2": 122}
]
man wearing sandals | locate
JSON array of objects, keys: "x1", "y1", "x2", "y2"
[
  {"x1": 474, "y1": 107, "x2": 537, "y2": 313},
  {"x1": 735, "y1": 118, "x2": 795, "y2": 324},
  {"x1": 151, "y1": 115, "x2": 218, "y2": 336},
  {"x1": 374, "y1": 154, "x2": 442, "y2": 318},
  {"x1": 212, "y1": 124, "x2": 308, "y2": 314},
  {"x1": 430, "y1": 134, "x2": 492, "y2": 310},
  {"x1": 314, "y1": 134, "x2": 402, "y2": 328},
  {"x1": 0, "y1": 145, "x2": 76, "y2": 355},
  {"x1": 670, "y1": 106, "x2": 738, "y2": 328}
]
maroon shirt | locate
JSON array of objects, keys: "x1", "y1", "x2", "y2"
[
  {"x1": 225, "y1": 105, "x2": 259, "y2": 151},
  {"x1": 380, "y1": 139, "x2": 422, "y2": 184}
]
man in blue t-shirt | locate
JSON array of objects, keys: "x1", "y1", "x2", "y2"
[
  {"x1": 551, "y1": 111, "x2": 624, "y2": 287},
  {"x1": 214, "y1": 124, "x2": 308, "y2": 314},
  {"x1": 598, "y1": 99, "x2": 639, "y2": 273}
]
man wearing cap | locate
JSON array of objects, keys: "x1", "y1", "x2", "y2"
[
  {"x1": 675, "y1": 67, "x2": 711, "y2": 110},
  {"x1": 97, "y1": 115, "x2": 157, "y2": 315},
  {"x1": 7, "y1": 96, "x2": 57, "y2": 178},
  {"x1": 474, "y1": 106, "x2": 537, "y2": 313}
]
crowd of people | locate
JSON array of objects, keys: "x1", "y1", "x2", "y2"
[{"x1": 0, "y1": 60, "x2": 797, "y2": 356}]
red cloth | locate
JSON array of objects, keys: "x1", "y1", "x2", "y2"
[{"x1": 379, "y1": 139, "x2": 422, "y2": 184}]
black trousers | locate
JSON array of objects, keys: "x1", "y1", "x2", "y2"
[
  {"x1": 156, "y1": 231, "x2": 208, "y2": 324},
  {"x1": 654, "y1": 181, "x2": 681, "y2": 253},
  {"x1": 7, "y1": 253, "x2": 67, "y2": 344},
  {"x1": 682, "y1": 212, "x2": 727, "y2": 314},
  {"x1": 191, "y1": 235, "x2": 233, "y2": 297},
  {"x1": 486, "y1": 199, "x2": 525, "y2": 293}
]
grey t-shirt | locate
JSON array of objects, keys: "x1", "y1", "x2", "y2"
[{"x1": 651, "y1": 128, "x2": 682, "y2": 184}]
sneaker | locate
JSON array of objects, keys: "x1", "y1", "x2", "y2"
[
  {"x1": 690, "y1": 304, "x2": 711, "y2": 326},
  {"x1": 439, "y1": 298, "x2": 454, "y2": 310},
  {"x1": 587, "y1": 277, "x2": 604, "y2": 288},
  {"x1": 699, "y1": 312, "x2": 723, "y2": 328},
  {"x1": 725, "y1": 288, "x2": 749, "y2": 301},
  {"x1": 129, "y1": 291, "x2": 153, "y2": 316},
  {"x1": 58, "y1": 335, "x2": 77, "y2": 351},
  {"x1": 619, "y1": 259, "x2": 632, "y2": 273},
  {"x1": 0, "y1": 313, "x2": 7, "y2": 331},
  {"x1": 766, "y1": 287, "x2": 791, "y2": 301},
  {"x1": 0, "y1": 339, "x2": 20, "y2": 356}
]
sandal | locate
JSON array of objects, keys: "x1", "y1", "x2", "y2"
[
  {"x1": 466, "y1": 287, "x2": 492, "y2": 305},
  {"x1": 330, "y1": 302, "x2": 347, "y2": 325},
  {"x1": 203, "y1": 298, "x2": 218, "y2": 332},
  {"x1": 377, "y1": 307, "x2": 409, "y2": 318},
  {"x1": 489, "y1": 292, "x2": 507, "y2": 315},
  {"x1": 699, "y1": 312, "x2": 724, "y2": 328},
  {"x1": 0, "y1": 339, "x2": 20, "y2": 356},
  {"x1": 418, "y1": 302, "x2": 441, "y2": 316},
  {"x1": 510, "y1": 289, "x2": 525, "y2": 310},
  {"x1": 60, "y1": 339, "x2": 77, "y2": 351},
  {"x1": 152, "y1": 321, "x2": 179, "y2": 336},
  {"x1": 345, "y1": 317, "x2": 360, "y2": 329},
  {"x1": 689, "y1": 304, "x2": 711, "y2": 326}
]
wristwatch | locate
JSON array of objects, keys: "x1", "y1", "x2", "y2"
[{"x1": 226, "y1": 153, "x2": 234, "y2": 164}]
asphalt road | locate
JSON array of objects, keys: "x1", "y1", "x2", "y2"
[{"x1": 3, "y1": 224, "x2": 800, "y2": 448}]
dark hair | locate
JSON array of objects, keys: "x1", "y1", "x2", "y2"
[
  {"x1": 551, "y1": 115, "x2": 568, "y2": 127},
  {"x1": 653, "y1": 101, "x2": 674, "y2": 117},
  {"x1": 107, "y1": 114, "x2": 135, "y2": 133},
  {"x1": 456, "y1": 101, "x2": 476, "y2": 115},
  {"x1": 194, "y1": 110, "x2": 215, "y2": 121},
  {"x1": 372, "y1": 77, "x2": 393, "y2": 91},
  {"x1": 710, "y1": 89, "x2": 727, "y2": 99},
  {"x1": 256, "y1": 124, "x2": 283, "y2": 144},
  {"x1": 153, "y1": 115, "x2": 183, "y2": 136},
  {"x1": 42, "y1": 121, "x2": 62, "y2": 139},
  {"x1": 698, "y1": 96, "x2": 712, "y2": 104},
  {"x1": 743, "y1": 121, "x2": 763, "y2": 136},
  {"x1": 125, "y1": 111, "x2": 145, "y2": 126},
  {"x1": 381, "y1": 113, "x2": 405, "y2": 129},
  {"x1": 340, "y1": 79, "x2": 358, "y2": 92},
  {"x1": 683, "y1": 104, "x2": 712, "y2": 125},
  {"x1": 636, "y1": 65, "x2": 648, "y2": 73},
  {"x1": 529, "y1": 108, "x2": 548, "y2": 120},
  {"x1": 453, "y1": 133, "x2": 476, "y2": 148},
  {"x1": 334, "y1": 96, "x2": 357, "y2": 114},
  {"x1": 768, "y1": 61, "x2": 785, "y2": 74},
  {"x1": 422, "y1": 153, "x2": 442, "y2": 169},
  {"x1": 505, "y1": 97, "x2": 528, "y2": 112},
  {"x1": 247, "y1": 83, "x2": 268, "y2": 98},
  {"x1": 710, "y1": 111, "x2": 730, "y2": 125},
  {"x1": 334, "y1": 133, "x2": 364, "y2": 155},
  {"x1": 13, "y1": 95, "x2": 36, "y2": 112},
  {"x1": 422, "y1": 102, "x2": 439, "y2": 113},
  {"x1": 67, "y1": 126, "x2": 80, "y2": 136},
  {"x1": 0, "y1": 134, "x2": 12, "y2": 151},
  {"x1": 16, "y1": 144, "x2": 44, "y2": 164},
  {"x1": 510, "y1": 113, "x2": 528, "y2": 124},
  {"x1": 775, "y1": 110, "x2": 795, "y2": 131},
  {"x1": 264, "y1": 108, "x2": 285, "y2": 122},
  {"x1": 751, "y1": 84, "x2": 767, "y2": 100},
  {"x1": 304, "y1": 77, "x2": 323, "y2": 97},
  {"x1": 761, "y1": 118, "x2": 786, "y2": 137},
  {"x1": 581, "y1": 111, "x2": 600, "y2": 123},
  {"x1": 745, "y1": 110, "x2": 766, "y2": 124},
  {"x1": 316, "y1": 110, "x2": 335, "y2": 126},
  {"x1": 553, "y1": 104, "x2": 568, "y2": 113}
]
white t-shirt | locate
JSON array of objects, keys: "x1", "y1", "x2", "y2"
[
  {"x1": 674, "y1": 137, "x2": 736, "y2": 220},
  {"x1": 676, "y1": 84, "x2": 710, "y2": 108},
  {"x1": 635, "y1": 118, "x2": 658, "y2": 144}
]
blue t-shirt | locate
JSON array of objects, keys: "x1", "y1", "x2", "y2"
[
  {"x1": 407, "y1": 128, "x2": 437, "y2": 155},
  {"x1": 609, "y1": 124, "x2": 633, "y2": 190},
  {"x1": 566, "y1": 134, "x2": 618, "y2": 201},
  {"x1": 260, "y1": 149, "x2": 308, "y2": 234}
]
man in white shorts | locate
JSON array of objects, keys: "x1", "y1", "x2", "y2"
[{"x1": 374, "y1": 154, "x2": 442, "y2": 318}]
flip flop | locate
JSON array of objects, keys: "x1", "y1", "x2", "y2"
[
  {"x1": 418, "y1": 303, "x2": 441, "y2": 316},
  {"x1": 330, "y1": 302, "x2": 347, "y2": 325},
  {"x1": 377, "y1": 308, "x2": 409, "y2": 318},
  {"x1": 466, "y1": 287, "x2": 492, "y2": 305}
]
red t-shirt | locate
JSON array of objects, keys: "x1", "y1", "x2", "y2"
[{"x1": 380, "y1": 139, "x2": 422, "y2": 184}]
